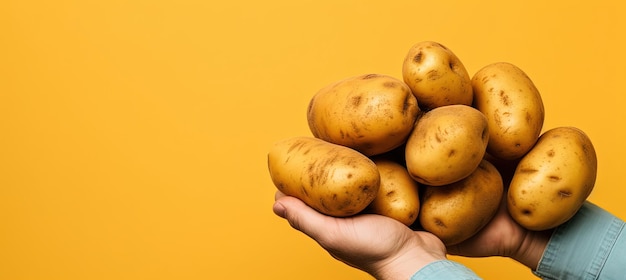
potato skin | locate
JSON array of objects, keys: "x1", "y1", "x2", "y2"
[
  {"x1": 402, "y1": 41, "x2": 473, "y2": 110},
  {"x1": 405, "y1": 105, "x2": 489, "y2": 186},
  {"x1": 267, "y1": 136, "x2": 380, "y2": 217},
  {"x1": 419, "y1": 159, "x2": 503, "y2": 245},
  {"x1": 507, "y1": 127, "x2": 597, "y2": 231},
  {"x1": 366, "y1": 159, "x2": 420, "y2": 226},
  {"x1": 307, "y1": 73, "x2": 420, "y2": 156},
  {"x1": 472, "y1": 62, "x2": 545, "y2": 160}
]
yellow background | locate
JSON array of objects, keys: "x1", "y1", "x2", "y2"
[{"x1": 1, "y1": 0, "x2": 625, "y2": 279}]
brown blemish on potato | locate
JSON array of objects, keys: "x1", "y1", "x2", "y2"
[
  {"x1": 548, "y1": 175, "x2": 561, "y2": 182},
  {"x1": 427, "y1": 69, "x2": 441, "y2": 81},
  {"x1": 493, "y1": 110, "x2": 502, "y2": 126},
  {"x1": 307, "y1": 162, "x2": 317, "y2": 187},
  {"x1": 558, "y1": 190, "x2": 572, "y2": 198},
  {"x1": 448, "y1": 149, "x2": 456, "y2": 157},
  {"x1": 350, "y1": 121, "x2": 362, "y2": 135},
  {"x1": 435, "y1": 133, "x2": 443, "y2": 143},
  {"x1": 360, "y1": 184, "x2": 372, "y2": 194},
  {"x1": 351, "y1": 95, "x2": 362, "y2": 107},
  {"x1": 518, "y1": 168, "x2": 538, "y2": 173},
  {"x1": 408, "y1": 211, "x2": 416, "y2": 220},
  {"x1": 477, "y1": 161, "x2": 488, "y2": 171},
  {"x1": 364, "y1": 105, "x2": 375, "y2": 118},
  {"x1": 383, "y1": 81, "x2": 397, "y2": 88},
  {"x1": 287, "y1": 141, "x2": 307, "y2": 155},
  {"x1": 386, "y1": 190, "x2": 396, "y2": 197},
  {"x1": 413, "y1": 51, "x2": 423, "y2": 63},
  {"x1": 434, "y1": 218, "x2": 446, "y2": 228},
  {"x1": 521, "y1": 209, "x2": 532, "y2": 215},
  {"x1": 362, "y1": 74, "x2": 379, "y2": 79},
  {"x1": 319, "y1": 198, "x2": 330, "y2": 211},
  {"x1": 308, "y1": 154, "x2": 341, "y2": 188},
  {"x1": 306, "y1": 161, "x2": 316, "y2": 173},
  {"x1": 402, "y1": 93, "x2": 412, "y2": 115},
  {"x1": 499, "y1": 90, "x2": 510, "y2": 106},
  {"x1": 526, "y1": 111, "x2": 532, "y2": 124},
  {"x1": 547, "y1": 149, "x2": 555, "y2": 157}
]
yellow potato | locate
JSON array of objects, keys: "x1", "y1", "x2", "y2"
[
  {"x1": 366, "y1": 159, "x2": 420, "y2": 226},
  {"x1": 405, "y1": 104, "x2": 489, "y2": 186},
  {"x1": 472, "y1": 62, "x2": 545, "y2": 160},
  {"x1": 507, "y1": 127, "x2": 597, "y2": 231},
  {"x1": 419, "y1": 159, "x2": 503, "y2": 245},
  {"x1": 402, "y1": 41, "x2": 473, "y2": 110},
  {"x1": 307, "y1": 74, "x2": 420, "y2": 156},
  {"x1": 267, "y1": 136, "x2": 380, "y2": 217}
]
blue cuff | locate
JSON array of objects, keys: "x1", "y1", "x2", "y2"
[
  {"x1": 534, "y1": 201, "x2": 626, "y2": 279},
  {"x1": 410, "y1": 260, "x2": 482, "y2": 280}
]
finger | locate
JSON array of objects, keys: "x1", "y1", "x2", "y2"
[{"x1": 273, "y1": 195, "x2": 333, "y2": 241}]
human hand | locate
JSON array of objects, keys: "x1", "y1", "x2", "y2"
[{"x1": 273, "y1": 191, "x2": 447, "y2": 280}]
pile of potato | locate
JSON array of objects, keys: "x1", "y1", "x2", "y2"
[{"x1": 267, "y1": 41, "x2": 597, "y2": 245}]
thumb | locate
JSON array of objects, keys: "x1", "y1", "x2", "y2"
[{"x1": 273, "y1": 195, "x2": 332, "y2": 241}]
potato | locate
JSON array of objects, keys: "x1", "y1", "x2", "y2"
[
  {"x1": 419, "y1": 159, "x2": 503, "y2": 245},
  {"x1": 402, "y1": 41, "x2": 473, "y2": 110},
  {"x1": 366, "y1": 159, "x2": 420, "y2": 226},
  {"x1": 472, "y1": 62, "x2": 545, "y2": 160},
  {"x1": 507, "y1": 127, "x2": 597, "y2": 231},
  {"x1": 267, "y1": 136, "x2": 380, "y2": 217},
  {"x1": 405, "y1": 104, "x2": 489, "y2": 186},
  {"x1": 307, "y1": 73, "x2": 420, "y2": 156}
]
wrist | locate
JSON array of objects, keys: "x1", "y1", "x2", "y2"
[
  {"x1": 510, "y1": 228, "x2": 553, "y2": 270},
  {"x1": 371, "y1": 234, "x2": 447, "y2": 280},
  {"x1": 372, "y1": 251, "x2": 444, "y2": 280}
]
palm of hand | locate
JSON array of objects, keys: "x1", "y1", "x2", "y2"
[
  {"x1": 273, "y1": 194, "x2": 447, "y2": 278},
  {"x1": 321, "y1": 213, "x2": 446, "y2": 270}
]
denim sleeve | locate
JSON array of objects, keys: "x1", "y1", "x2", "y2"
[
  {"x1": 410, "y1": 260, "x2": 482, "y2": 279},
  {"x1": 534, "y1": 201, "x2": 626, "y2": 280}
]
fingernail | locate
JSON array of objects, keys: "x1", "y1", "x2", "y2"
[{"x1": 273, "y1": 201, "x2": 286, "y2": 218}]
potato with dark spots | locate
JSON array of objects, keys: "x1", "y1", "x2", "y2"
[
  {"x1": 472, "y1": 62, "x2": 545, "y2": 160},
  {"x1": 268, "y1": 136, "x2": 380, "y2": 217},
  {"x1": 507, "y1": 126, "x2": 597, "y2": 231},
  {"x1": 419, "y1": 159, "x2": 503, "y2": 245},
  {"x1": 365, "y1": 159, "x2": 420, "y2": 226},
  {"x1": 401, "y1": 41, "x2": 473, "y2": 110},
  {"x1": 405, "y1": 105, "x2": 489, "y2": 186},
  {"x1": 307, "y1": 73, "x2": 420, "y2": 156}
]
